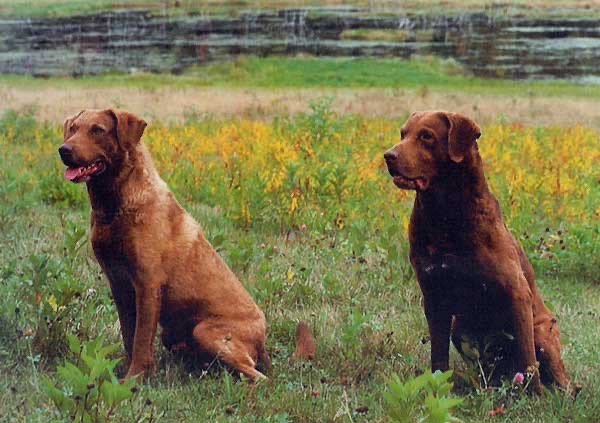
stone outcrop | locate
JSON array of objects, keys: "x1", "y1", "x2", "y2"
[{"x1": 1, "y1": 7, "x2": 599, "y2": 81}]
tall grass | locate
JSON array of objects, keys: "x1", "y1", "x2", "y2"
[{"x1": 1, "y1": 107, "x2": 599, "y2": 422}]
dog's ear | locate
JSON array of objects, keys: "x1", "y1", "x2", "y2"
[
  {"x1": 107, "y1": 109, "x2": 147, "y2": 150},
  {"x1": 439, "y1": 112, "x2": 481, "y2": 163},
  {"x1": 63, "y1": 110, "x2": 84, "y2": 141}
]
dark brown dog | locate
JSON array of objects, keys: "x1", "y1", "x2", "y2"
[
  {"x1": 384, "y1": 111, "x2": 572, "y2": 393},
  {"x1": 59, "y1": 109, "x2": 270, "y2": 380}
]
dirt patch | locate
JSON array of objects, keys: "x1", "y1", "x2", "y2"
[{"x1": 1, "y1": 84, "x2": 598, "y2": 128}]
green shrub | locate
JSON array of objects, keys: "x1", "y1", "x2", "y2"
[
  {"x1": 385, "y1": 370, "x2": 463, "y2": 423},
  {"x1": 42, "y1": 334, "x2": 137, "y2": 422}
]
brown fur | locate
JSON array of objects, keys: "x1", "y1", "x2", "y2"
[
  {"x1": 384, "y1": 111, "x2": 574, "y2": 394},
  {"x1": 59, "y1": 109, "x2": 269, "y2": 380},
  {"x1": 291, "y1": 321, "x2": 316, "y2": 361}
]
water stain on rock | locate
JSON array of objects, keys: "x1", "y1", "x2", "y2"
[{"x1": 1, "y1": 7, "x2": 599, "y2": 82}]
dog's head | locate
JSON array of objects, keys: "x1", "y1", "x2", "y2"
[
  {"x1": 58, "y1": 109, "x2": 147, "y2": 183},
  {"x1": 384, "y1": 111, "x2": 481, "y2": 191}
]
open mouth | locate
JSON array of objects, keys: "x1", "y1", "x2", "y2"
[
  {"x1": 63, "y1": 161, "x2": 106, "y2": 183},
  {"x1": 391, "y1": 173, "x2": 429, "y2": 191}
]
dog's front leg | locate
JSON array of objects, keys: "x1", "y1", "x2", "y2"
[
  {"x1": 509, "y1": 282, "x2": 543, "y2": 393},
  {"x1": 125, "y1": 283, "x2": 162, "y2": 379},
  {"x1": 424, "y1": 297, "x2": 452, "y2": 372},
  {"x1": 108, "y1": 279, "x2": 136, "y2": 359},
  {"x1": 102, "y1": 266, "x2": 136, "y2": 361}
]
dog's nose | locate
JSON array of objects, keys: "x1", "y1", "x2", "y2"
[
  {"x1": 384, "y1": 149, "x2": 398, "y2": 163},
  {"x1": 58, "y1": 144, "x2": 72, "y2": 161}
]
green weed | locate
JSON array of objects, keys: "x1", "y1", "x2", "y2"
[
  {"x1": 42, "y1": 334, "x2": 138, "y2": 422},
  {"x1": 385, "y1": 370, "x2": 463, "y2": 423}
]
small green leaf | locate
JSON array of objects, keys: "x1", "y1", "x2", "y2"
[
  {"x1": 41, "y1": 376, "x2": 64, "y2": 405},
  {"x1": 58, "y1": 363, "x2": 89, "y2": 395},
  {"x1": 66, "y1": 334, "x2": 81, "y2": 354}
]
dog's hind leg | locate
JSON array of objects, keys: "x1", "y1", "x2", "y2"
[
  {"x1": 256, "y1": 342, "x2": 272, "y2": 372},
  {"x1": 192, "y1": 322, "x2": 267, "y2": 381}
]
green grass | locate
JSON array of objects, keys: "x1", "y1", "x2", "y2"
[
  {"x1": 1, "y1": 0, "x2": 599, "y2": 18},
  {"x1": 340, "y1": 29, "x2": 414, "y2": 42},
  {"x1": 339, "y1": 28, "x2": 438, "y2": 43},
  {"x1": 0, "y1": 110, "x2": 599, "y2": 422},
  {"x1": 3, "y1": 56, "x2": 600, "y2": 99},
  {"x1": 2, "y1": 188, "x2": 599, "y2": 422}
]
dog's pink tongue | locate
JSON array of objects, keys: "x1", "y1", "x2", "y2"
[
  {"x1": 64, "y1": 167, "x2": 83, "y2": 181},
  {"x1": 416, "y1": 178, "x2": 427, "y2": 190}
]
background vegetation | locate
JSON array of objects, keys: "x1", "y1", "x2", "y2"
[
  {"x1": 0, "y1": 92, "x2": 598, "y2": 420},
  {"x1": 4, "y1": 56, "x2": 600, "y2": 97},
  {"x1": 1, "y1": 0, "x2": 599, "y2": 18}
]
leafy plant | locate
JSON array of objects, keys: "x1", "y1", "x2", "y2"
[
  {"x1": 17, "y1": 253, "x2": 86, "y2": 356},
  {"x1": 42, "y1": 334, "x2": 137, "y2": 422},
  {"x1": 295, "y1": 96, "x2": 338, "y2": 144},
  {"x1": 384, "y1": 370, "x2": 463, "y2": 423},
  {"x1": 61, "y1": 218, "x2": 88, "y2": 270},
  {"x1": 340, "y1": 307, "x2": 366, "y2": 358}
]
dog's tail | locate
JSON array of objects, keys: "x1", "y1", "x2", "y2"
[{"x1": 291, "y1": 321, "x2": 316, "y2": 361}]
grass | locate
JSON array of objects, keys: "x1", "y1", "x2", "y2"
[
  {"x1": 3, "y1": 56, "x2": 600, "y2": 129},
  {"x1": 2, "y1": 56, "x2": 600, "y2": 98},
  {"x1": 339, "y1": 29, "x2": 437, "y2": 43},
  {"x1": 1, "y1": 0, "x2": 599, "y2": 18},
  {"x1": 0, "y1": 106, "x2": 598, "y2": 422},
  {"x1": 340, "y1": 29, "x2": 414, "y2": 42}
]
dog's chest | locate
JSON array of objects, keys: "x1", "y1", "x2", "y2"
[
  {"x1": 92, "y1": 220, "x2": 124, "y2": 255},
  {"x1": 415, "y1": 254, "x2": 503, "y2": 310},
  {"x1": 91, "y1": 218, "x2": 137, "y2": 279},
  {"x1": 418, "y1": 254, "x2": 475, "y2": 283}
]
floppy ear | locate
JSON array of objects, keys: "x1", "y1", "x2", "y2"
[
  {"x1": 63, "y1": 110, "x2": 83, "y2": 141},
  {"x1": 107, "y1": 109, "x2": 147, "y2": 150},
  {"x1": 440, "y1": 112, "x2": 481, "y2": 163}
]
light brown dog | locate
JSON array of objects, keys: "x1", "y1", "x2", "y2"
[
  {"x1": 59, "y1": 109, "x2": 270, "y2": 380},
  {"x1": 384, "y1": 111, "x2": 573, "y2": 393}
]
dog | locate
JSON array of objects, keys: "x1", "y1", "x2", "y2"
[
  {"x1": 59, "y1": 109, "x2": 270, "y2": 380},
  {"x1": 384, "y1": 111, "x2": 573, "y2": 393}
]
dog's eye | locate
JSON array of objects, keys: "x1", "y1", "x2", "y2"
[
  {"x1": 91, "y1": 125, "x2": 106, "y2": 135},
  {"x1": 419, "y1": 131, "x2": 434, "y2": 143}
]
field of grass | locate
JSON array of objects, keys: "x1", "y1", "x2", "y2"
[
  {"x1": 4, "y1": 56, "x2": 600, "y2": 97},
  {"x1": 1, "y1": 0, "x2": 599, "y2": 18},
  {"x1": 0, "y1": 98, "x2": 598, "y2": 422},
  {"x1": 3, "y1": 56, "x2": 600, "y2": 131}
]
